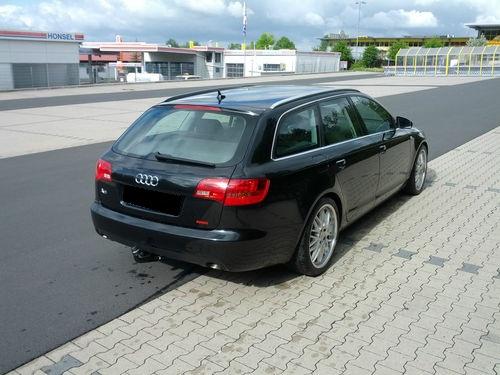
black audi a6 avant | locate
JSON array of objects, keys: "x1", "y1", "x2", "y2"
[{"x1": 91, "y1": 85, "x2": 427, "y2": 276}]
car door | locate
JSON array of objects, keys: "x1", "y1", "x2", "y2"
[
  {"x1": 270, "y1": 104, "x2": 332, "y2": 221},
  {"x1": 318, "y1": 97, "x2": 380, "y2": 222},
  {"x1": 350, "y1": 95, "x2": 412, "y2": 202}
]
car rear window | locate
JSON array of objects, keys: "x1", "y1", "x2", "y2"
[{"x1": 113, "y1": 106, "x2": 255, "y2": 165}]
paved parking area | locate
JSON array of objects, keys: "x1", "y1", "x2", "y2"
[{"x1": 11, "y1": 127, "x2": 500, "y2": 374}]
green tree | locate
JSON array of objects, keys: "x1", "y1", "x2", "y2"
[
  {"x1": 466, "y1": 35, "x2": 487, "y2": 46},
  {"x1": 274, "y1": 36, "x2": 296, "y2": 49},
  {"x1": 387, "y1": 41, "x2": 409, "y2": 61},
  {"x1": 362, "y1": 45, "x2": 380, "y2": 68},
  {"x1": 316, "y1": 39, "x2": 330, "y2": 51},
  {"x1": 228, "y1": 43, "x2": 242, "y2": 50},
  {"x1": 423, "y1": 38, "x2": 445, "y2": 48},
  {"x1": 333, "y1": 41, "x2": 353, "y2": 63},
  {"x1": 166, "y1": 38, "x2": 179, "y2": 48},
  {"x1": 255, "y1": 32, "x2": 275, "y2": 49}
]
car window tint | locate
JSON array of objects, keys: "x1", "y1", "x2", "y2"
[
  {"x1": 146, "y1": 110, "x2": 193, "y2": 136},
  {"x1": 275, "y1": 107, "x2": 319, "y2": 158},
  {"x1": 114, "y1": 107, "x2": 251, "y2": 165},
  {"x1": 319, "y1": 98, "x2": 358, "y2": 145},
  {"x1": 351, "y1": 96, "x2": 393, "y2": 134}
]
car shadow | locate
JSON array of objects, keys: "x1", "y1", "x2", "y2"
[{"x1": 162, "y1": 170, "x2": 438, "y2": 289}]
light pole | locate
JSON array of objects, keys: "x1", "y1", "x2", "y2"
[{"x1": 355, "y1": 1, "x2": 366, "y2": 60}]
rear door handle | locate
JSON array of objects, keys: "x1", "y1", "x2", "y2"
[
  {"x1": 336, "y1": 159, "x2": 347, "y2": 170},
  {"x1": 379, "y1": 145, "x2": 387, "y2": 153}
]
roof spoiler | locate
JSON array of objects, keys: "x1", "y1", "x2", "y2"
[{"x1": 163, "y1": 84, "x2": 257, "y2": 103}]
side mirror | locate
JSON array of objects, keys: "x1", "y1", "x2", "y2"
[{"x1": 396, "y1": 116, "x2": 413, "y2": 128}]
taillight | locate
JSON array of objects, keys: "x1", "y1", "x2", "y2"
[
  {"x1": 194, "y1": 178, "x2": 270, "y2": 206},
  {"x1": 95, "y1": 159, "x2": 112, "y2": 182},
  {"x1": 193, "y1": 178, "x2": 228, "y2": 204}
]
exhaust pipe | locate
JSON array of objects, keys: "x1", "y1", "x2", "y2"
[{"x1": 132, "y1": 247, "x2": 159, "y2": 263}]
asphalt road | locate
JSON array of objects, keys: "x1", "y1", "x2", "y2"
[
  {"x1": 0, "y1": 73, "x2": 381, "y2": 111},
  {"x1": 0, "y1": 77, "x2": 499, "y2": 374}
]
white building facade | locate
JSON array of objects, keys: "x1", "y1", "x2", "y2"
[
  {"x1": 0, "y1": 29, "x2": 83, "y2": 90},
  {"x1": 223, "y1": 50, "x2": 341, "y2": 78}
]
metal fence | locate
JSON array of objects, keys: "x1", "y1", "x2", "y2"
[
  {"x1": 387, "y1": 46, "x2": 500, "y2": 76},
  {"x1": 9, "y1": 63, "x2": 79, "y2": 89},
  {"x1": 79, "y1": 64, "x2": 117, "y2": 84}
]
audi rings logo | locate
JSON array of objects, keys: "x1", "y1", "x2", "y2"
[{"x1": 135, "y1": 173, "x2": 159, "y2": 187}]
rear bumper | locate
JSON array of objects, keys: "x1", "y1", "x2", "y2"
[{"x1": 91, "y1": 202, "x2": 287, "y2": 272}]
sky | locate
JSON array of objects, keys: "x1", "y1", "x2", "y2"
[{"x1": 0, "y1": 0, "x2": 499, "y2": 49}]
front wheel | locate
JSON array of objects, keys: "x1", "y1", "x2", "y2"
[
  {"x1": 404, "y1": 145, "x2": 427, "y2": 195},
  {"x1": 290, "y1": 198, "x2": 339, "y2": 276}
]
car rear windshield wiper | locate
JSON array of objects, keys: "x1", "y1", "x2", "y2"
[{"x1": 154, "y1": 152, "x2": 216, "y2": 168}]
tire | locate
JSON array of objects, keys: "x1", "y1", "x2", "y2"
[
  {"x1": 290, "y1": 197, "x2": 340, "y2": 276},
  {"x1": 404, "y1": 145, "x2": 428, "y2": 195}
]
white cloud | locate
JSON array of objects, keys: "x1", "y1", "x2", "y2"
[
  {"x1": 365, "y1": 9, "x2": 438, "y2": 29},
  {"x1": 0, "y1": 0, "x2": 495, "y2": 49},
  {"x1": 414, "y1": 0, "x2": 440, "y2": 5},
  {"x1": 304, "y1": 12, "x2": 325, "y2": 26}
]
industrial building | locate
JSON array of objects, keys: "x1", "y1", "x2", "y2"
[
  {"x1": 1, "y1": 30, "x2": 341, "y2": 90},
  {"x1": 80, "y1": 40, "x2": 224, "y2": 83},
  {"x1": 466, "y1": 23, "x2": 500, "y2": 42},
  {"x1": 0, "y1": 29, "x2": 83, "y2": 90},
  {"x1": 319, "y1": 33, "x2": 469, "y2": 59},
  {"x1": 223, "y1": 49, "x2": 340, "y2": 77}
]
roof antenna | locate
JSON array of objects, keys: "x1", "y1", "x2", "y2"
[{"x1": 217, "y1": 89, "x2": 226, "y2": 104}]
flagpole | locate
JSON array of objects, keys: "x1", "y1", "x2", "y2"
[{"x1": 242, "y1": 1, "x2": 247, "y2": 77}]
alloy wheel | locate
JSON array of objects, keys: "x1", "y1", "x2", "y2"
[
  {"x1": 309, "y1": 203, "x2": 338, "y2": 269},
  {"x1": 414, "y1": 148, "x2": 427, "y2": 191}
]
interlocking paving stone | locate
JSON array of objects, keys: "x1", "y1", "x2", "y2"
[
  {"x1": 459, "y1": 263, "x2": 482, "y2": 274},
  {"x1": 394, "y1": 249, "x2": 417, "y2": 260},
  {"x1": 425, "y1": 256, "x2": 448, "y2": 267},
  {"x1": 14, "y1": 127, "x2": 500, "y2": 375},
  {"x1": 364, "y1": 242, "x2": 385, "y2": 253},
  {"x1": 40, "y1": 354, "x2": 82, "y2": 375},
  {"x1": 484, "y1": 333, "x2": 500, "y2": 344}
]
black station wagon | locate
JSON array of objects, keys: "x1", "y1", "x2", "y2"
[{"x1": 91, "y1": 85, "x2": 428, "y2": 276}]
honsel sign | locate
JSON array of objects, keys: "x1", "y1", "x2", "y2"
[
  {"x1": 0, "y1": 29, "x2": 84, "y2": 42},
  {"x1": 47, "y1": 33, "x2": 77, "y2": 40}
]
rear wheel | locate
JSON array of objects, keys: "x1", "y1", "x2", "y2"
[
  {"x1": 404, "y1": 145, "x2": 427, "y2": 195},
  {"x1": 291, "y1": 198, "x2": 339, "y2": 276}
]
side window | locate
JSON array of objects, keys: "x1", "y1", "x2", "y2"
[
  {"x1": 319, "y1": 97, "x2": 358, "y2": 145},
  {"x1": 351, "y1": 96, "x2": 393, "y2": 134},
  {"x1": 275, "y1": 106, "x2": 319, "y2": 158}
]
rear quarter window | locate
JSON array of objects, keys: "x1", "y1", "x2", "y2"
[{"x1": 274, "y1": 106, "x2": 319, "y2": 158}]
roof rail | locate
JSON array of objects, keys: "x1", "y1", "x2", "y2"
[
  {"x1": 269, "y1": 88, "x2": 360, "y2": 109},
  {"x1": 163, "y1": 84, "x2": 256, "y2": 103}
]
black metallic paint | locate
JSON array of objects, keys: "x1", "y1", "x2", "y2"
[{"x1": 91, "y1": 87, "x2": 427, "y2": 271}]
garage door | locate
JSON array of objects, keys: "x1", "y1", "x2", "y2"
[{"x1": 226, "y1": 63, "x2": 244, "y2": 78}]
